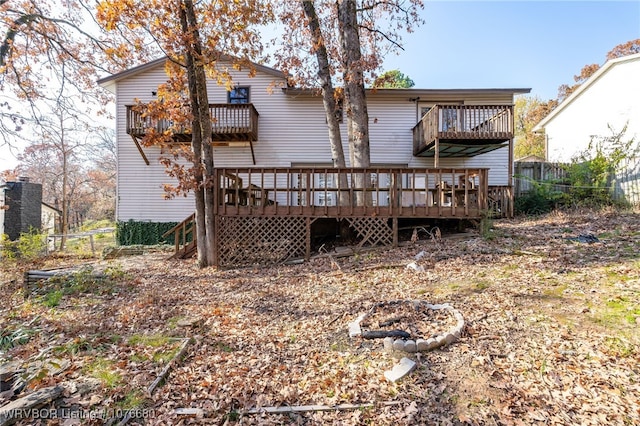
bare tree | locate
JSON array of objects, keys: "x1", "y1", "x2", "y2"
[
  {"x1": 276, "y1": 0, "x2": 423, "y2": 205},
  {"x1": 17, "y1": 76, "x2": 99, "y2": 248},
  {"x1": 98, "y1": 0, "x2": 273, "y2": 267}
]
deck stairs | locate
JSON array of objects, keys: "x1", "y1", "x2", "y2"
[{"x1": 162, "y1": 213, "x2": 197, "y2": 259}]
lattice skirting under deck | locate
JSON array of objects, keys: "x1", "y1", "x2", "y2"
[
  {"x1": 216, "y1": 216, "x2": 307, "y2": 267},
  {"x1": 344, "y1": 217, "x2": 393, "y2": 248}
]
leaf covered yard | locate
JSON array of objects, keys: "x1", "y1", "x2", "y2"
[{"x1": 1, "y1": 210, "x2": 639, "y2": 425}]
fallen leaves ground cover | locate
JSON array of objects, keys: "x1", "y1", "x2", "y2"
[{"x1": 1, "y1": 208, "x2": 639, "y2": 425}]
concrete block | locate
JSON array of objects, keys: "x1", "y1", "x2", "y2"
[
  {"x1": 404, "y1": 340, "x2": 417, "y2": 353},
  {"x1": 392, "y1": 339, "x2": 405, "y2": 351},
  {"x1": 384, "y1": 357, "x2": 417, "y2": 383},
  {"x1": 348, "y1": 314, "x2": 366, "y2": 337},
  {"x1": 383, "y1": 337, "x2": 394, "y2": 352},
  {"x1": 426, "y1": 338, "x2": 438, "y2": 350},
  {"x1": 416, "y1": 339, "x2": 428, "y2": 351}
]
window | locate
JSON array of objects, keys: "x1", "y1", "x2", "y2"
[
  {"x1": 317, "y1": 173, "x2": 336, "y2": 206},
  {"x1": 228, "y1": 86, "x2": 250, "y2": 104}
]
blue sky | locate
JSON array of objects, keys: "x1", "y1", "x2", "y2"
[
  {"x1": 1, "y1": 1, "x2": 639, "y2": 170},
  {"x1": 382, "y1": 1, "x2": 640, "y2": 100}
]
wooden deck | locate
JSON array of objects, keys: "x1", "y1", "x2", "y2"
[
  {"x1": 213, "y1": 167, "x2": 491, "y2": 219},
  {"x1": 126, "y1": 103, "x2": 259, "y2": 143},
  {"x1": 413, "y1": 104, "x2": 514, "y2": 158},
  {"x1": 168, "y1": 167, "x2": 513, "y2": 266}
]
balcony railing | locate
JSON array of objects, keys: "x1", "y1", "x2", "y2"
[
  {"x1": 126, "y1": 103, "x2": 259, "y2": 142},
  {"x1": 213, "y1": 167, "x2": 492, "y2": 219},
  {"x1": 413, "y1": 104, "x2": 513, "y2": 156}
]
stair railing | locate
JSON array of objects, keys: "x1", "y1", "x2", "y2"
[{"x1": 162, "y1": 213, "x2": 196, "y2": 258}]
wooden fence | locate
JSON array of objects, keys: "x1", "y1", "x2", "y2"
[
  {"x1": 513, "y1": 162, "x2": 568, "y2": 197},
  {"x1": 514, "y1": 160, "x2": 640, "y2": 205}
]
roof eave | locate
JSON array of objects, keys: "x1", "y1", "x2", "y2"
[
  {"x1": 533, "y1": 52, "x2": 640, "y2": 131},
  {"x1": 96, "y1": 56, "x2": 288, "y2": 90},
  {"x1": 283, "y1": 87, "x2": 531, "y2": 96}
]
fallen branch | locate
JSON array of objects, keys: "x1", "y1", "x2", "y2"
[
  {"x1": 361, "y1": 330, "x2": 411, "y2": 339},
  {"x1": 512, "y1": 250, "x2": 542, "y2": 256},
  {"x1": 0, "y1": 386, "x2": 63, "y2": 426},
  {"x1": 326, "y1": 312, "x2": 347, "y2": 327},
  {"x1": 354, "y1": 263, "x2": 406, "y2": 272},
  {"x1": 476, "y1": 335, "x2": 501, "y2": 341},
  {"x1": 318, "y1": 244, "x2": 342, "y2": 271},
  {"x1": 243, "y1": 401, "x2": 403, "y2": 415},
  {"x1": 147, "y1": 338, "x2": 191, "y2": 395},
  {"x1": 379, "y1": 316, "x2": 406, "y2": 327}
]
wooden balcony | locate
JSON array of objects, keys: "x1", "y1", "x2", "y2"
[
  {"x1": 126, "y1": 103, "x2": 259, "y2": 143},
  {"x1": 413, "y1": 104, "x2": 513, "y2": 158}
]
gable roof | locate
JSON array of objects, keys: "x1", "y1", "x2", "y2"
[
  {"x1": 41, "y1": 202, "x2": 62, "y2": 215},
  {"x1": 98, "y1": 57, "x2": 531, "y2": 98},
  {"x1": 533, "y1": 52, "x2": 640, "y2": 132},
  {"x1": 97, "y1": 56, "x2": 288, "y2": 93}
]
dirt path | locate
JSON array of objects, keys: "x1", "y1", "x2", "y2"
[{"x1": 1, "y1": 209, "x2": 638, "y2": 425}]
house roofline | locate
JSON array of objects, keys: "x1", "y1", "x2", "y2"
[
  {"x1": 97, "y1": 56, "x2": 288, "y2": 92},
  {"x1": 96, "y1": 56, "x2": 530, "y2": 98},
  {"x1": 283, "y1": 87, "x2": 531, "y2": 97},
  {"x1": 533, "y1": 52, "x2": 640, "y2": 132},
  {"x1": 41, "y1": 202, "x2": 62, "y2": 214}
]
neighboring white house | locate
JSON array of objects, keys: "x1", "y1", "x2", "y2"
[
  {"x1": 41, "y1": 202, "x2": 61, "y2": 235},
  {"x1": 98, "y1": 57, "x2": 529, "y2": 223},
  {"x1": 533, "y1": 53, "x2": 640, "y2": 204},
  {"x1": 533, "y1": 53, "x2": 640, "y2": 162}
]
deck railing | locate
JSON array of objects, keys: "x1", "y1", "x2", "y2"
[
  {"x1": 413, "y1": 104, "x2": 514, "y2": 155},
  {"x1": 213, "y1": 167, "x2": 492, "y2": 219},
  {"x1": 126, "y1": 103, "x2": 259, "y2": 141}
]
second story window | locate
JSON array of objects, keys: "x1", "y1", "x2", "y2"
[{"x1": 228, "y1": 86, "x2": 250, "y2": 104}]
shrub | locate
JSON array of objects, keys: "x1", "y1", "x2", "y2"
[
  {"x1": 115, "y1": 220, "x2": 178, "y2": 245},
  {"x1": 565, "y1": 124, "x2": 638, "y2": 208},
  {"x1": 0, "y1": 229, "x2": 46, "y2": 260},
  {"x1": 515, "y1": 179, "x2": 566, "y2": 215}
]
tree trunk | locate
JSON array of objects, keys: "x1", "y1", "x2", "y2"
[
  {"x1": 184, "y1": 0, "x2": 216, "y2": 267},
  {"x1": 302, "y1": 1, "x2": 350, "y2": 207},
  {"x1": 338, "y1": 0, "x2": 371, "y2": 206},
  {"x1": 179, "y1": 1, "x2": 208, "y2": 267},
  {"x1": 59, "y1": 121, "x2": 68, "y2": 251}
]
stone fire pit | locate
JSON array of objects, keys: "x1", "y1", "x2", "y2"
[{"x1": 348, "y1": 300, "x2": 465, "y2": 353}]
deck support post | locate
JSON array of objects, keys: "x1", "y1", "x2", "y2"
[
  {"x1": 305, "y1": 217, "x2": 311, "y2": 261},
  {"x1": 392, "y1": 217, "x2": 398, "y2": 247},
  {"x1": 212, "y1": 168, "x2": 219, "y2": 267},
  {"x1": 508, "y1": 137, "x2": 514, "y2": 187},
  {"x1": 249, "y1": 140, "x2": 256, "y2": 165},
  {"x1": 130, "y1": 135, "x2": 150, "y2": 165},
  {"x1": 508, "y1": 135, "x2": 515, "y2": 219}
]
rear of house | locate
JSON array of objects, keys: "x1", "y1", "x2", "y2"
[{"x1": 99, "y1": 58, "x2": 529, "y2": 265}]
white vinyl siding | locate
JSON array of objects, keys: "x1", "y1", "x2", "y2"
[
  {"x1": 544, "y1": 58, "x2": 640, "y2": 163},
  {"x1": 113, "y1": 61, "x2": 516, "y2": 221}
]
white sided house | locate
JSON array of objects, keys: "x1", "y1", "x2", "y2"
[
  {"x1": 534, "y1": 53, "x2": 640, "y2": 162},
  {"x1": 533, "y1": 53, "x2": 640, "y2": 204},
  {"x1": 99, "y1": 58, "x2": 529, "y2": 266}
]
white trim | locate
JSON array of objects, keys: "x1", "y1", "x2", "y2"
[{"x1": 533, "y1": 53, "x2": 640, "y2": 132}]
